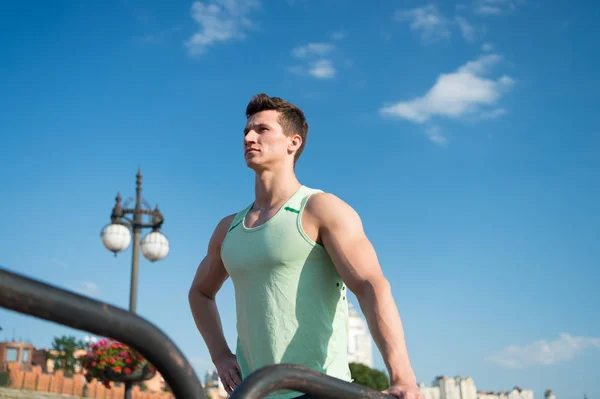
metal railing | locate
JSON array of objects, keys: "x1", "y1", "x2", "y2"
[
  {"x1": 229, "y1": 364, "x2": 394, "y2": 399},
  {"x1": 0, "y1": 267, "x2": 393, "y2": 399}
]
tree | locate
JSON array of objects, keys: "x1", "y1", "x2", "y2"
[
  {"x1": 349, "y1": 362, "x2": 389, "y2": 391},
  {"x1": 136, "y1": 382, "x2": 148, "y2": 391},
  {"x1": 0, "y1": 370, "x2": 10, "y2": 387},
  {"x1": 45, "y1": 335, "x2": 85, "y2": 377}
]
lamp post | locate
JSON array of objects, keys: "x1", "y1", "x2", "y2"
[{"x1": 100, "y1": 168, "x2": 169, "y2": 398}]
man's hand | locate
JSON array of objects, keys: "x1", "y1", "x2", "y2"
[
  {"x1": 383, "y1": 384, "x2": 424, "y2": 399},
  {"x1": 214, "y1": 352, "x2": 242, "y2": 395}
]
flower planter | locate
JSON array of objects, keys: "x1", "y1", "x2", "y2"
[
  {"x1": 81, "y1": 338, "x2": 157, "y2": 388},
  {"x1": 102, "y1": 363, "x2": 156, "y2": 383}
]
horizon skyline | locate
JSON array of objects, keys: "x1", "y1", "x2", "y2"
[
  {"x1": 0, "y1": 282, "x2": 574, "y2": 399},
  {"x1": 0, "y1": 313, "x2": 545, "y2": 397}
]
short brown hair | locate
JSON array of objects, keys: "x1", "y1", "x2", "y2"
[{"x1": 245, "y1": 93, "x2": 309, "y2": 162}]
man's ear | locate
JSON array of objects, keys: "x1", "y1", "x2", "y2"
[{"x1": 288, "y1": 134, "x2": 303, "y2": 154}]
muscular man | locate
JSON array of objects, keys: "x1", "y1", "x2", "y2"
[{"x1": 189, "y1": 93, "x2": 422, "y2": 399}]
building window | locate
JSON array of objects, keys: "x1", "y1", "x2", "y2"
[
  {"x1": 21, "y1": 349, "x2": 30, "y2": 363},
  {"x1": 5, "y1": 348, "x2": 18, "y2": 362}
]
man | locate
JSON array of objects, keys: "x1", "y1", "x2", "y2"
[{"x1": 189, "y1": 93, "x2": 422, "y2": 399}]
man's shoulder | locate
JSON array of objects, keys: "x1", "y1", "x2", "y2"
[
  {"x1": 217, "y1": 213, "x2": 237, "y2": 230},
  {"x1": 303, "y1": 190, "x2": 361, "y2": 226},
  {"x1": 212, "y1": 209, "x2": 246, "y2": 243}
]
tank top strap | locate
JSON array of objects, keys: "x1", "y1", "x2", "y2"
[
  {"x1": 227, "y1": 203, "x2": 253, "y2": 233},
  {"x1": 286, "y1": 186, "x2": 324, "y2": 216}
]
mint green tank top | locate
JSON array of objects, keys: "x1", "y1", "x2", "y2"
[{"x1": 220, "y1": 185, "x2": 352, "y2": 399}]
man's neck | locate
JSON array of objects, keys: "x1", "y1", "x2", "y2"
[{"x1": 253, "y1": 168, "x2": 301, "y2": 210}]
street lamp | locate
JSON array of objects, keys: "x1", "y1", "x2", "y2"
[
  {"x1": 100, "y1": 168, "x2": 169, "y2": 311},
  {"x1": 100, "y1": 168, "x2": 169, "y2": 398}
]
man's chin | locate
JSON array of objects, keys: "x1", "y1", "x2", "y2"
[
  {"x1": 244, "y1": 159, "x2": 262, "y2": 170},
  {"x1": 246, "y1": 159, "x2": 275, "y2": 174}
]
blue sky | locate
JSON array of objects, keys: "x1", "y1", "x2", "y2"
[{"x1": 1, "y1": 0, "x2": 598, "y2": 398}]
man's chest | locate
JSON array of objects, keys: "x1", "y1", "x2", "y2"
[
  {"x1": 244, "y1": 208, "x2": 278, "y2": 229},
  {"x1": 221, "y1": 218, "x2": 316, "y2": 280}
]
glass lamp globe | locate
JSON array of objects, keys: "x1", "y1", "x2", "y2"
[
  {"x1": 140, "y1": 231, "x2": 170, "y2": 262},
  {"x1": 101, "y1": 223, "x2": 131, "y2": 254}
]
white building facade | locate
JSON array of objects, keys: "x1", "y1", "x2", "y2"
[
  {"x1": 456, "y1": 376, "x2": 478, "y2": 399},
  {"x1": 347, "y1": 303, "x2": 373, "y2": 367},
  {"x1": 434, "y1": 376, "x2": 460, "y2": 399},
  {"x1": 422, "y1": 376, "x2": 533, "y2": 399},
  {"x1": 419, "y1": 383, "x2": 441, "y2": 399}
]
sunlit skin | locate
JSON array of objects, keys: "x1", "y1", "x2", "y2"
[
  {"x1": 243, "y1": 110, "x2": 301, "y2": 172},
  {"x1": 242, "y1": 110, "x2": 303, "y2": 220},
  {"x1": 189, "y1": 108, "x2": 423, "y2": 399}
]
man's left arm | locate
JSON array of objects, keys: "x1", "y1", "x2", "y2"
[{"x1": 306, "y1": 193, "x2": 420, "y2": 396}]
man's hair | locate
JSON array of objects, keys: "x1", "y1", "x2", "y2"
[{"x1": 245, "y1": 93, "x2": 309, "y2": 162}]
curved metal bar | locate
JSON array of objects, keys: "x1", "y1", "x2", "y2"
[
  {"x1": 231, "y1": 364, "x2": 396, "y2": 399},
  {"x1": 111, "y1": 215, "x2": 134, "y2": 227},
  {"x1": 121, "y1": 215, "x2": 135, "y2": 225},
  {"x1": 119, "y1": 211, "x2": 137, "y2": 221},
  {"x1": 0, "y1": 266, "x2": 206, "y2": 399}
]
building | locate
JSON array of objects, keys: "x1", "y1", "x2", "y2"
[
  {"x1": 0, "y1": 341, "x2": 50, "y2": 372},
  {"x1": 410, "y1": 374, "x2": 537, "y2": 399},
  {"x1": 433, "y1": 376, "x2": 460, "y2": 399},
  {"x1": 419, "y1": 383, "x2": 441, "y2": 399},
  {"x1": 456, "y1": 376, "x2": 477, "y2": 399},
  {"x1": 477, "y1": 388, "x2": 534, "y2": 399},
  {"x1": 420, "y1": 375, "x2": 533, "y2": 399},
  {"x1": 204, "y1": 370, "x2": 227, "y2": 398},
  {"x1": 509, "y1": 387, "x2": 534, "y2": 399},
  {"x1": 347, "y1": 303, "x2": 373, "y2": 367},
  {"x1": 0, "y1": 341, "x2": 34, "y2": 371},
  {"x1": 1, "y1": 340, "x2": 167, "y2": 393},
  {"x1": 478, "y1": 392, "x2": 506, "y2": 399}
]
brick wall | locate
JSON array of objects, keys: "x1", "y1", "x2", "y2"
[{"x1": 6, "y1": 365, "x2": 174, "y2": 399}]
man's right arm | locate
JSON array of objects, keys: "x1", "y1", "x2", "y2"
[{"x1": 188, "y1": 214, "x2": 236, "y2": 366}]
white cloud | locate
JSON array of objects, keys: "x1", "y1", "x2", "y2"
[
  {"x1": 396, "y1": 4, "x2": 451, "y2": 43},
  {"x1": 185, "y1": 0, "x2": 260, "y2": 56},
  {"x1": 308, "y1": 60, "x2": 336, "y2": 79},
  {"x1": 379, "y1": 53, "x2": 514, "y2": 124},
  {"x1": 473, "y1": 0, "x2": 523, "y2": 15},
  {"x1": 291, "y1": 60, "x2": 336, "y2": 80},
  {"x1": 487, "y1": 333, "x2": 600, "y2": 369},
  {"x1": 292, "y1": 43, "x2": 334, "y2": 59},
  {"x1": 289, "y1": 39, "x2": 340, "y2": 80},
  {"x1": 482, "y1": 42, "x2": 494, "y2": 51},
  {"x1": 331, "y1": 31, "x2": 345, "y2": 41},
  {"x1": 455, "y1": 16, "x2": 476, "y2": 42},
  {"x1": 476, "y1": 107, "x2": 506, "y2": 120},
  {"x1": 75, "y1": 281, "x2": 99, "y2": 297},
  {"x1": 425, "y1": 125, "x2": 447, "y2": 146}
]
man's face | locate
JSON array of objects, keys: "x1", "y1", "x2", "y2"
[{"x1": 243, "y1": 110, "x2": 299, "y2": 170}]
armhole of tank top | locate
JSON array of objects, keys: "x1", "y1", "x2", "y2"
[
  {"x1": 220, "y1": 205, "x2": 251, "y2": 257},
  {"x1": 296, "y1": 190, "x2": 325, "y2": 248}
]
